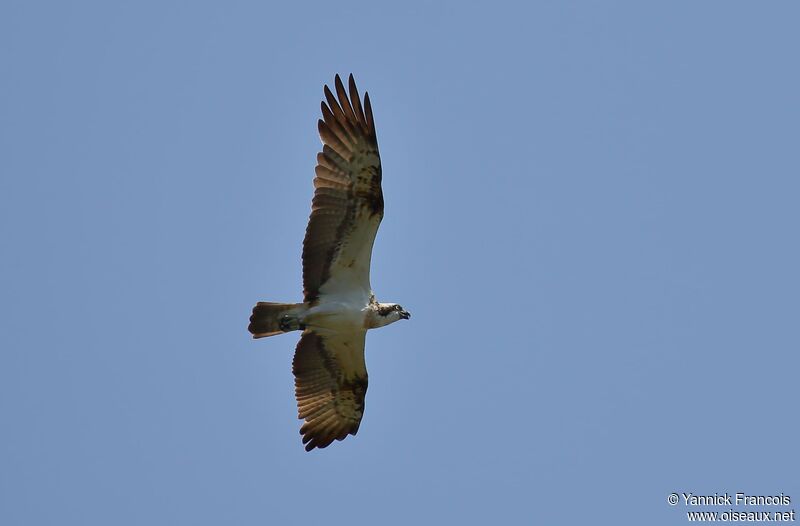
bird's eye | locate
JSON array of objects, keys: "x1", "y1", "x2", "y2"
[{"x1": 395, "y1": 305, "x2": 402, "y2": 311}]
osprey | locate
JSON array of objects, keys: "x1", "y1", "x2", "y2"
[{"x1": 248, "y1": 74, "x2": 410, "y2": 451}]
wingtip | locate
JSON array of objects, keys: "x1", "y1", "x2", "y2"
[
  {"x1": 334, "y1": 73, "x2": 345, "y2": 93},
  {"x1": 347, "y1": 74, "x2": 359, "y2": 98}
]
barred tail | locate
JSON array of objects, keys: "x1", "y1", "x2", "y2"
[{"x1": 248, "y1": 302, "x2": 305, "y2": 339}]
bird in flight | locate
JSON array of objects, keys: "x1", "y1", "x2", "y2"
[{"x1": 248, "y1": 74, "x2": 410, "y2": 451}]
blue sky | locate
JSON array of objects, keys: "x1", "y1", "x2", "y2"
[{"x1": 1, "y1": 1, "x2": 798, "y2": 524}]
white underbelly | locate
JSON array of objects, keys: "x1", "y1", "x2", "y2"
[{"x1": 304, "y1": 300, "x2": 368, "y2": 332}]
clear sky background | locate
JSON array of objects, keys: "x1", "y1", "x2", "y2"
[{"x1": 1, "y1": 1, "x2": 798, "y2": 524}]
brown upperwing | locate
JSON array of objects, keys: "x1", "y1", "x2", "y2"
[
  {"x1": 301, "y1": 74, "x2": 383, "y2": 302},
  {"x1": 292, "y1": 330, "x2": 368, "y2": 451}
]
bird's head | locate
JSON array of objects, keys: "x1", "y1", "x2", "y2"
[{"x1": 374, "y1": 302, "x2": 411, "y2": 327}]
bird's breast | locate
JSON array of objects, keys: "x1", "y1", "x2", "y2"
[{"x1": 304, "y1": 300, "x2": 369, "y2": 332}]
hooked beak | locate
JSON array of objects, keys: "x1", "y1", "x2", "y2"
[{"x1": 400, "y1": 310, "x2": 411, "y2": 320}]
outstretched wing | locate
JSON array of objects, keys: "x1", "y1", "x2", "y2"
[
  {"x1": 292, "y1": 330, "x2": 369, "y2": 451},
  {"x1": 302, "y1": 74, "x2": 383, "y2": 302}
]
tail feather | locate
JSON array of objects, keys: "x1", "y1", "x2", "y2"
[{"x1": 248, "y1": 302, "x2": 304, "y2": 339}]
